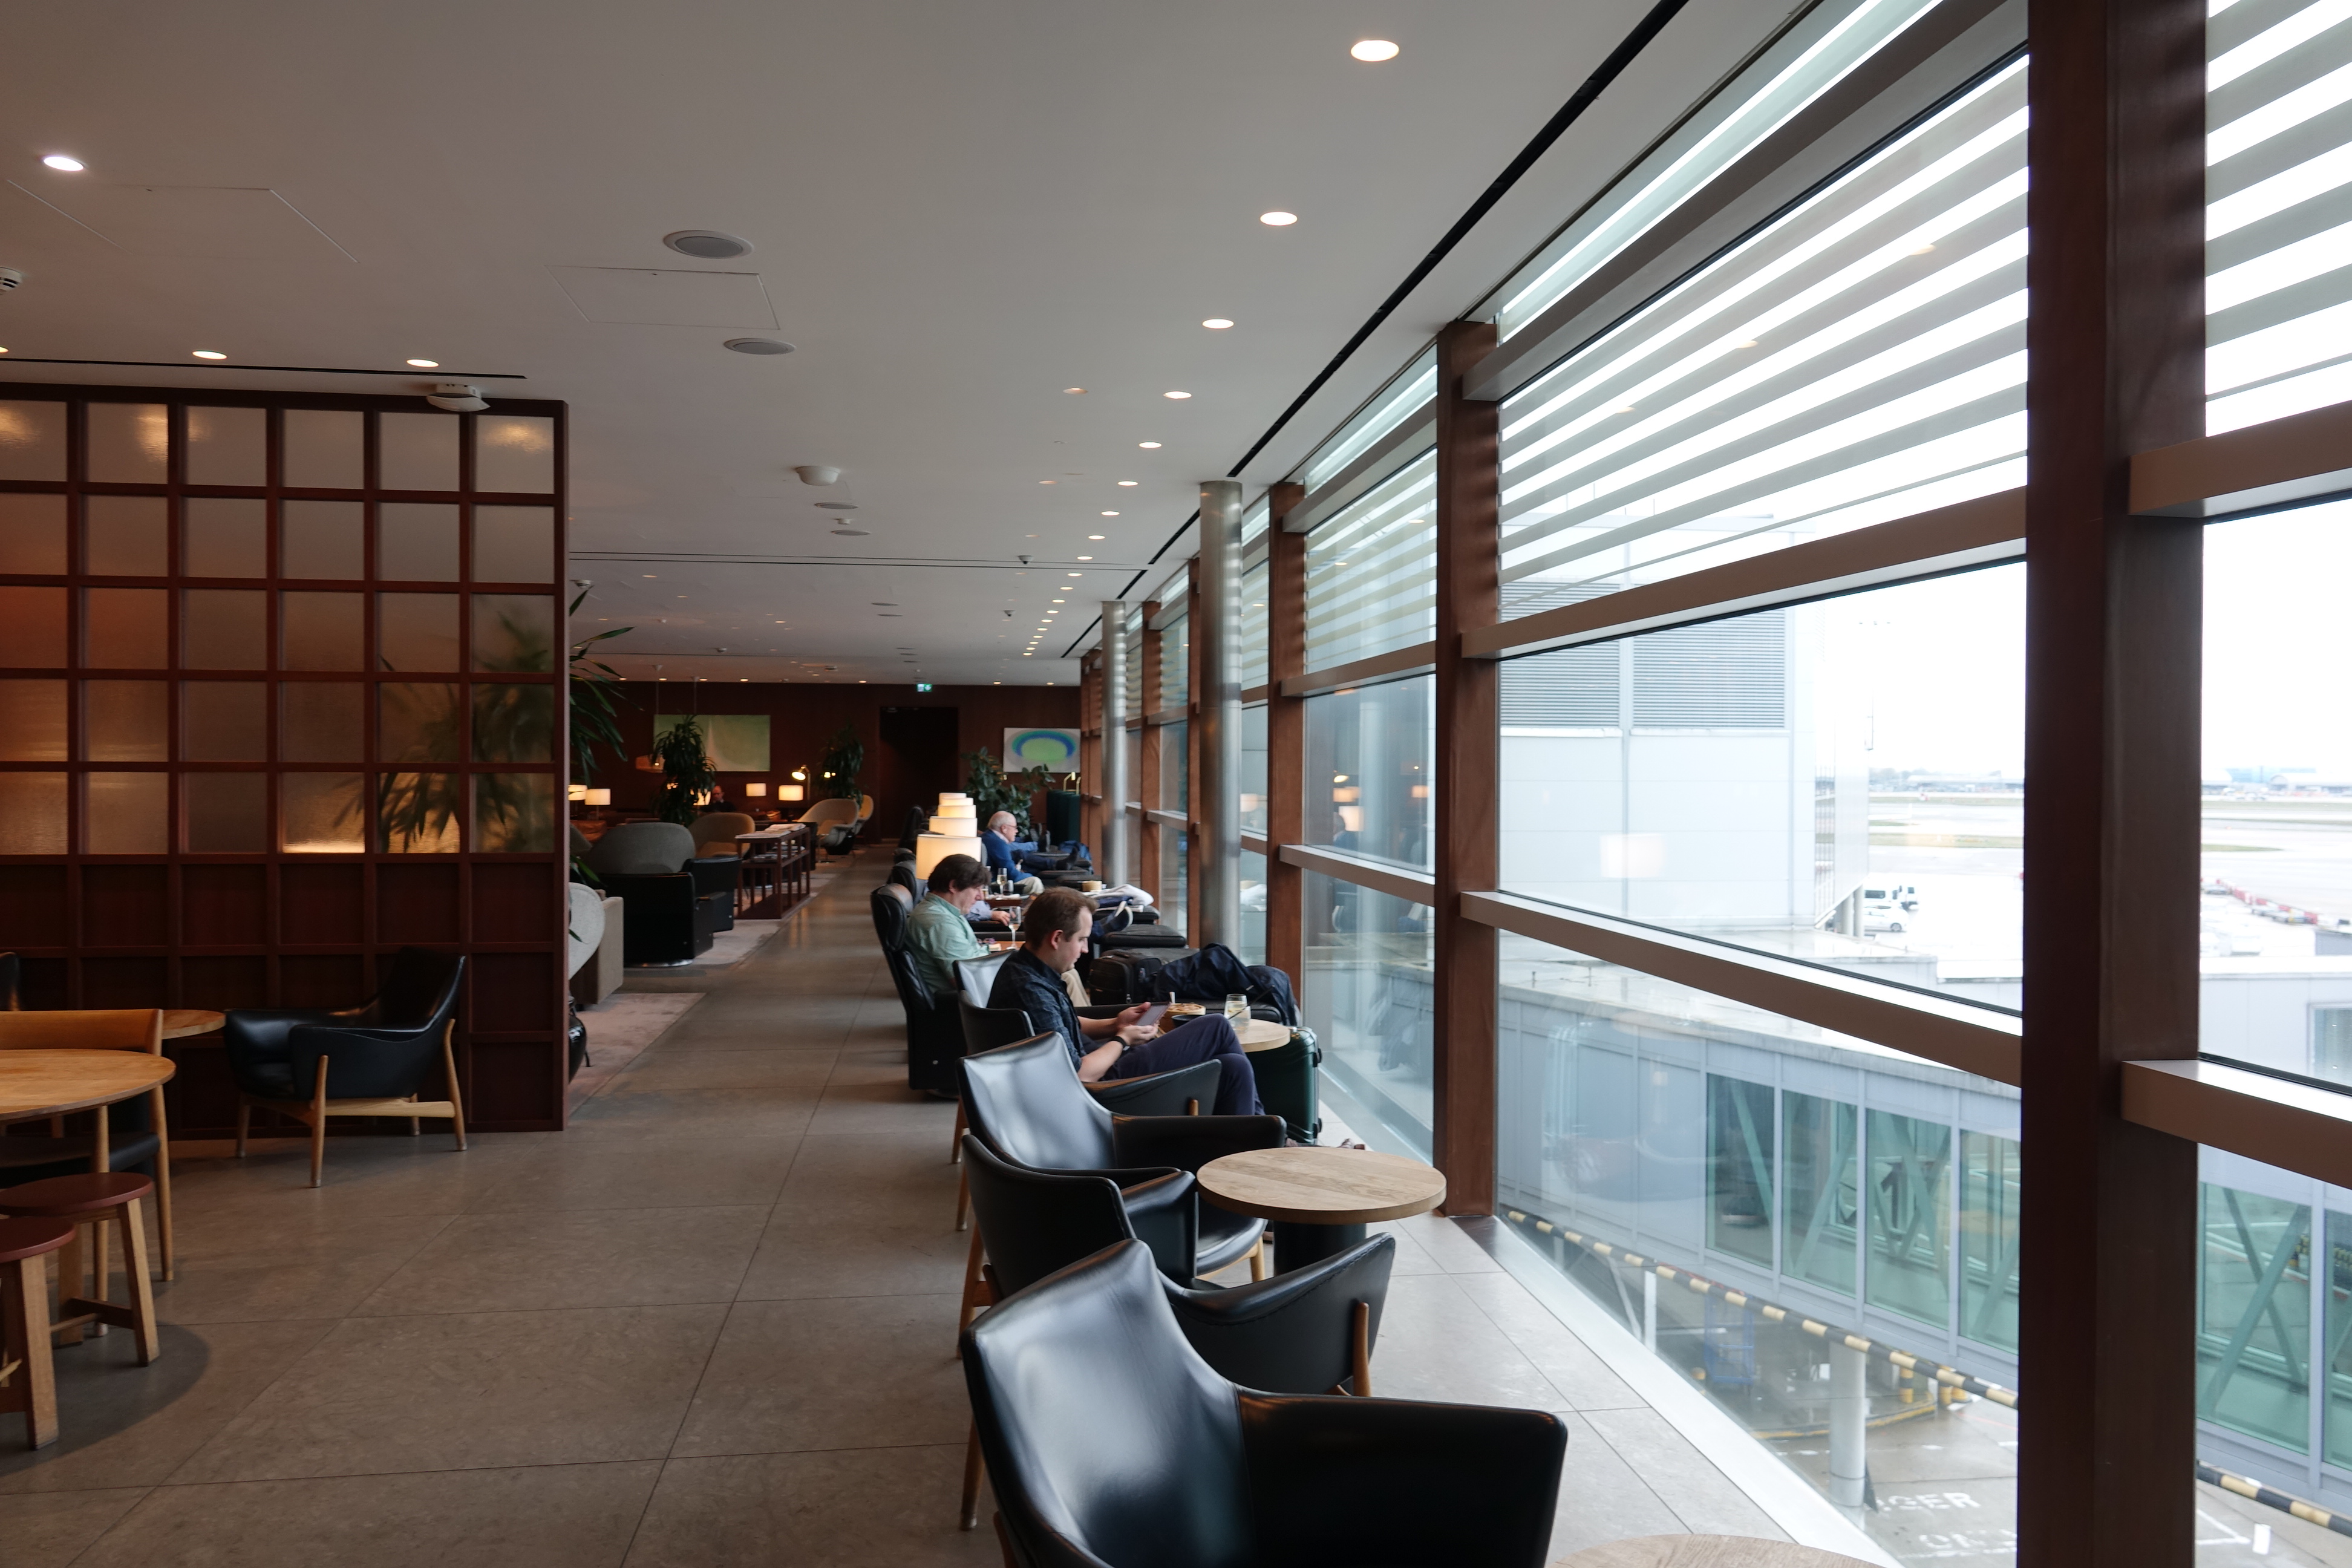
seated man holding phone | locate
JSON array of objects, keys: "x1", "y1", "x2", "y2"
[{"x1": 986, "y1": 886, "x2": 1263, "y2": 1118}]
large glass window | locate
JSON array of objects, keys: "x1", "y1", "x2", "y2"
[
  {"x1": 1157, "y1": 610, "x2": 1189, "y2": 713},
  {"x1": 1238, "y1": 848, "x2": 1267, "y2": 967},
  {"x1": 1499, "y1": 566, "x2": 2023, "y2": 1001},
  {"x1": 2200, "y1": 503, "x2": 2352, "y2": 1093},
  {"x1": 1495, "y1": 930, "x2": 2020, "y2": 1563},
  {"x1": 1302, "y1": 676, "x2": 1434, "y2": 871},
  {"x1": 1240, "y1": 703, "x2": 1267, "y2": 838},
  {"x1": 1239, "y1": 558, "x2": 1269, "y2": 691},
  {"x1": 1304, "y1": 452, "x2": 1436, "y2": 668},
  {"x1": 1301, "y1": 868, "x2": 1432, "y2": 1155}
]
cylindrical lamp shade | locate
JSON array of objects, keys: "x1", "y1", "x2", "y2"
[
  {"x1": 584, "y1": 788, "x2": 612, "y2": 806},
  {"x1": 779, "y1": 785, "x2": 804, "y2": 802},
  {"x1": 913, "y1": 832, "x2": 983, "y2": 882},
  {"x1": 745, "y1": 782, "x2": 767, "y2": 797},
  {"x1": 931, "y1": 813, "x2": 982, "y2": 834}
]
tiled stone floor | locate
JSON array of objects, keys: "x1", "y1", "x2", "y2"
[{"x1": 3, "y1": 861, "x2": 1813, "y2": 1566}]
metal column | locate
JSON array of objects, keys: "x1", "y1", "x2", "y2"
[
  {"x1": 1828, "y1": 1340, "x2": 1867, "y2": 1509},
  {"x1": 1195, "y1": 479, "x2": 1243, "y2": 949},
  {"x1": 1099, "y1": 601, "x2": 1132, "y2": 887}
]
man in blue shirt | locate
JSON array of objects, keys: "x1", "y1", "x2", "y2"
[
  {"x1": 986, "y1": 886, "x2": 1262, "y2": 1117},
  {"x1": 981, "y1": 812, "x2": 1045, "y2": 894}
]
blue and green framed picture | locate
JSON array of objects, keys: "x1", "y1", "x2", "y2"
[{"x1": 1004, "y1": 727, "x2": 1079, "y2": 771}]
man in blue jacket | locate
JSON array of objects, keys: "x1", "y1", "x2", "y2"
[
  {"x1": 986, "y1": 886, "x2": 1261, "y2": 1117},
  {"x1": 981, "y1": 811, "x2": 1044, "y2": 894}
]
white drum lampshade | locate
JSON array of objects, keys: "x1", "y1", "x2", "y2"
[
  {"x1": 914, "y1": 830, "x2": 983, "y2": 882},
  {"x1": 583, "y1": 788, "x2": 612, "y2": 806}
]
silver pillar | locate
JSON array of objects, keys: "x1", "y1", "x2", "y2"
[
  {"x1": 1100, "y1": 601, "x2": 1132, "y2": 887},
  {"x1": 1828, "y1": 1339, "x2": 1868, "y2": 1508},
  {"x1": 1195, "y1": 480, "x2": 1243, "y2": 948}
]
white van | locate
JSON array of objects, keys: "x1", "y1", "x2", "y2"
[{"x1": 1860, "y1": 884, "x2": 1920, "y2": 933}]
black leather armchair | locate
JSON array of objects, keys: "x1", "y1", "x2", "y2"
[
  {"x1": 964, "y1": 1240, "x2": 1567, "y2": 1568},
  {"x1": 872, "y1": 884, "x2": 966, "y2": 1099},
  {"x1": 584, "y1": 822, "x2": 733, "y2": 965},
  {"x1": 957, "y1": 1033, "x2": 1281, "y2": 1312},
  {"x1": 223, "y1": 947, "x2": 468, "y2": 1187},
  {"x1": 955, "y1": 1134, "x2": 1394, "y2": 1527},
  {"x1": 955, "y1": 992, "x2": 1216, "y2": 1120}
]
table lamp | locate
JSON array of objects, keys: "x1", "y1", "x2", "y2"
[
  {"x1": 584, "y1": 788, "x2": 611, "y2": 806},
  {"x1": 779, "y1": 784, "x2": 804, "y2": 802},
  {"x1": 746, "y1": 782, "x2": 767, "y2": 797},
  {"x1": 915, "y1": 825, "x2": 983, "y2": 881}
]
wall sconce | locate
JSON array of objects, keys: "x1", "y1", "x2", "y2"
[
  {"x1": 745, "y1": 782, "x2": 768, "y2": 797},
  {"x1": 780, "y1": 785, "x2": 805, "y2": 802},
  {"x1": 584, "y1": 788, "x2": 612, "y2": 806}
]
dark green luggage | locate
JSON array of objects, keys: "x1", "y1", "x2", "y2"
[{"x1": 1248, "y1": 1027, "x2": 1321, "y2": 1145}]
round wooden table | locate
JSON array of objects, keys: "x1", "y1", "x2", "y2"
[
  {"x1": 1553, "y1": 1537, "x2": 1875, "y2": 1568},
  {"x1": 1152, "y1": 1013, "x2": 1287, "y2": 1049},
  {"x1": 162, "y1": 1010, "x2": 224, "y2": 1041},
  {"x1": 1196, "y1": 1145, "x2": 1446, "y2": 1274},
  {"x1": 0, "y1": 1050, "x2": 177, "y2": 1124}
]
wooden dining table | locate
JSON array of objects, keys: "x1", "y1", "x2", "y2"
[
  {"x1": 0, "y1": 1049, "x2": 180, "y2": 1305},
  {"x1": 1196, "y1": 1145, "x2": 1446, "y2": 1275}
]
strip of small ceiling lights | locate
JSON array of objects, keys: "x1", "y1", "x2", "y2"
[{"x1": 1058, "y1": 0, "x2": 1696, "y2": 660}]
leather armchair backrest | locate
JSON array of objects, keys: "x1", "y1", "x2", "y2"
[
  {"x1": 886, "y1": 862, "x2": 918, "y2": 897},
  {"x1": 953, "y1": 950, "x2": 1012, "y2": 1010},
  {"x1": 289, "y1": 1023, "x2": 443, "y2": 1100},
  {"x1": 856, "y1": 793, "x2": 875, "y2": 824},
  {"x1": 690, "y1": 812, "x2": 756, "y2": 854},
  {"x1": 569, "y1": 825, "x2": 594, "y2": 861},
  {"x1": 871, "y1": 885, "x2": 941, "y2": 1018},
  {"x1": 964, "y1": 1240, "x2": 1251, "y2": 1568},
  {"x1": 797, "y1": 797, "x2": 858, "y2": 827},
  {"x1": 956, "y1": 996, "x2": 1037, "y2": 1061},
  {"x1": 958, "y1": 1033, "x2": 1117, "y2": 1172},
  {"x1": 961, "y1": 1134, "x2": 1137, "y2": 1298},
  {"x1": 376, "y1": 947, "x2": 465, "y2": 1029},
  {"x1": 587, "y1": 820, "x2": 696, "y2": 877}
]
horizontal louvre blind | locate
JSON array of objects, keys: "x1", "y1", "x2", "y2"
[
  {"x1": 1239, "y1": 560, "x2": 1269, "y2": 690},
  {"x1": 1158, "y1": 612, "x2": 1189, "y2": 713},
  {"x1": 2206, "y1": 0, "x2": 2352, "y2": 431},
  {"x1": 1499, "y1": 581, "x2": 1619, "y2": 727},
  {"x1": 1495, "y1": 58, "x2": 2027, "y2": 611},
  {"x1": 1629, "y1": 613, "x2": 1789, "y2": 728},
  {"x1": 1304, "y1": 451, "x2": 1437, "y2": 669},
  {"x1": 1122, "y1": 609, "x2": 1143, "y2": 722}
]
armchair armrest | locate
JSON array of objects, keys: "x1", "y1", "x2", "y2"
[
  {"x1": 286, "y1": 1024, "x2": 443, "y2": 1103},
  {"x1": 1111, "y1": 1112, "x2": 1285, "y2": 1175},
  {"x1": 1086, "y1": 1059, "x2": 1222, "y2": 1117},
  {"x1": 1119, "y1": 1169, "x2": 1199, "y2": 1282},
  {"x1": 686, "y1": 855, "x2": 740, "y2": 897},
  {"x1": 1238, "y1": 1394, "x2": 1566, "y2": 1567},
  {"x1": 223, "y1": 1006, "x2": 346, "y2": 1065},
  {"x1": 1162, "y1": 1233, "x2": 1393, "y2": 1394},
  {"x1": 597, "y1": 871, "x2": 696, "y2": 910}
]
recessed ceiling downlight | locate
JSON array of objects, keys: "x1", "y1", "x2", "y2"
[
  {"x1": 41, "y1": 154, "x2": 83, "y2": 172},
  {"x1": 1350, "y1": 39, "x2": 1400, "y2": 61},
  {"x1": 1259, "y1": 211, "x2": 1298, "y2": 227},
  {"x1": 724, "y1": 337, "x2": 795, "y2": 355},
  {"x1": 191, "y1": 350, "x2": 227, "y2": 361},
  {"x1": 406, "y1": 358, "x2": 439, "y2": 368},
  {"x1": 665, "y1": 229, "x2": 754, "y2": 260}
]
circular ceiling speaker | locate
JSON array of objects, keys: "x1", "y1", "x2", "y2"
[
  {"x1": 665, "y1": 229, "x2": 753, "y2": 259},
  {"x1": 815, "y1": 501, "x2": 858, "y2": 511},
  {"x1": 724, "y1": 337, "x2": 795, "y2": 355}
]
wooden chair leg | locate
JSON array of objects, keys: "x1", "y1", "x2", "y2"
[
  {"x1": 950, "y1": 1102, "x2": 966, "y2": 1163},
  {"x1": 955, "y1": 1225, "x2": 987, "y2": 1344},
  {"x1": 1351, "y1": 1299, "x2": 1371, "y2": 1397},
  {"x1": 151, "y1": 1084, "x2": 175, "y2": 1282},
  {"x1": 442, "y1": 1025, "x2": 469, "y2": 1151},
  {"x1": 234, "y1": 1097, "x2": 250, "y2": 1157},
  {"x1": 51, "y1": 1226, "x2": 84, "y2": 1347},
  {"x1": 1249, "y1": 1238, "x2": 1265, "y2": 1282},
  {"x1": 1, "y1": 1254, "x2": 58, "y2": 1449},
  {"x1": 307, "y1": 1057, "x2": 330, "y2": 1189},
  {"x1": 959, "y1": 1421, "x2": 984, "y2": 1530},
  {"x1": 955, "y1": 1168, "x2": 970, "y2": 1233},
  {"x1": 116, "y1": 1198, "x2": 159, "y2": 1367}
]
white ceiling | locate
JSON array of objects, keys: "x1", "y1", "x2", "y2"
[{"x1": 0, "y1": 0, "x2": 1782, "y2": 686}]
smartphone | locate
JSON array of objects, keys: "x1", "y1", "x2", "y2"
[{"x1": 1135, "y1": 1002, "x2": 1169, "y2": 1033}]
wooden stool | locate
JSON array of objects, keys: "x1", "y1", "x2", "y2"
[
  {"x1": 0, "y1": 1173, "x2": 160, "y2": 1366},
  {"x1": 0, "y1": 1216, "x2": 73, "y2": 1449}
]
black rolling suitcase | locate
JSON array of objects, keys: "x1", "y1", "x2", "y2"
[
  {"x1": 1247, "y1": 1027, "x2": 1321, "y2": 1144},
  {"x1": 1083, "y1": 946, "x2": 1197, "y2": 1004}
]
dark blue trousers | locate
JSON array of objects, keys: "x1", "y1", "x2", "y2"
[{"x1": 1106, "y1": 1014, "x2": 1261, "y2": 1117}]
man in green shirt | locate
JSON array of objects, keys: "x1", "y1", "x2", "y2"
[{"x1": 905, "y1": 853, "x2": 995, "y2": 996}]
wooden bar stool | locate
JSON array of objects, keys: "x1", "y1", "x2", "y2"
[
  {"x1": 0, "y1": 1174, "x2": 160, "y2": 1367},
  {"x1": 0, "y1": 1215, "x2": 73, "y2": 1449}
]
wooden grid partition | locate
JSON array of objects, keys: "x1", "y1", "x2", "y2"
[{"x1": 0, "y1": 383, "x2": 570, "y2": 1134}]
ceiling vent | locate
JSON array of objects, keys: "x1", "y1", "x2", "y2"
[{"x1": 664, "y1": 229, "x2": 753, "y2": 260}]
